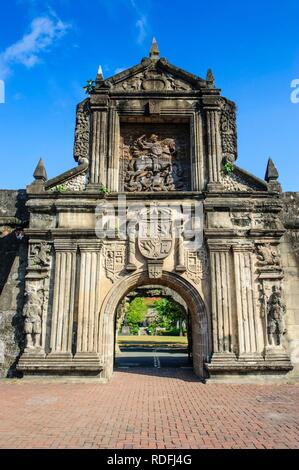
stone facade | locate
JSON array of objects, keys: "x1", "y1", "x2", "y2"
[{"x1": 1, "y1": 40, "x2": 299, "y2": 381}]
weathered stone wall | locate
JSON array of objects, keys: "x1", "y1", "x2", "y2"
[
  {"x1": 0, "y1": 190, "x2": 28, "y2": 377},
  {"x1": 281, "y1": 192, "x2": 299, "y2": 377}
]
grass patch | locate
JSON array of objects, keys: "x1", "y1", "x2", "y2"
[{"x1": 117, "y1": 335, "x2": 188, "y2": 347}]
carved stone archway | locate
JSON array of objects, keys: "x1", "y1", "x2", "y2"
[{"x1": 98, "y1": 271, "x2": 210, "y2": 380}]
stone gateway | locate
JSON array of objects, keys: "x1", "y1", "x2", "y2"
[{"x1": 1, "y1": 39, "x2": 299, "y2": 382}]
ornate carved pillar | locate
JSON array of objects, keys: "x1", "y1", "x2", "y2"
[
  {"x1": 75, "y1": 241, "x2": 102, "y2": 358},
  {"x1": 22, "y1": 240, "x2": 52, "y2": 356},
  {"x1": 49, "y1": 240, "x2": 77, "y2": 358},
  {"x1": 203, "y1": 97, "x2": 223, "y2": 191},
  {"x1": 191, "y1": 112, "x2": 205, "y2": 191},
  {"x1": 89, "y1": 94, "x2": 109, "y2": 186},
  {"x1": 107, "y1": 106, "x2": 120, "y2": 192},
  {"x1": 207, "y1": 242, "x2": 235, "y2": 360},
  {"x1": 232, "y1": 244, "x2": 262, "y2": 360}
]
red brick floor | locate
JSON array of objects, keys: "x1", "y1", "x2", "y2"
[{"x1": 0, "y1": 369, "x2": 299, "y2": 449}]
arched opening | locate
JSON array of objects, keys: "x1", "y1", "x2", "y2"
[
  {"x1": 114, "y1": 285, "x2": 192, "y2": 370},
  {"x1": 98, "y1": 271, "x2": 210, "y2": 380}
]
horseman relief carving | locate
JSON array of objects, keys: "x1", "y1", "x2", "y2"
[{"x1": 124, "y1": 134, "x2": 186, "y2": 192}]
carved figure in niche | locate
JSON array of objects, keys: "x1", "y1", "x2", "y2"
[
  {"x1": 23, "y1": 286, "x2": 43, "y2": 350},
  {"x1": 124, "y1": 134, "x2": 185, "y2": 192},
  {"x1": 256, "y1": 243, "x2": 280, "y2": 267},
  {"x1": 267, "y1": 286, "x2": 286, "y2": 346},
  {"x1": 31, "y1": 242, "x2": 51, "y2": 267}
]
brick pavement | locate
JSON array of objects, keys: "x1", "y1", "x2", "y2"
[{"x1": 0, "y1": 368, "x2": 299, "y2": 449}]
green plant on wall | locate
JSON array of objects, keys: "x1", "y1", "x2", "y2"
[
  {"x1": 55, "y1": 184, "x2": 67, "y2": 193},
  {"x1": 83, "y1": 79, "x2": 96, "y2": 95},
  {"x1": 223, "y1": 161, "x2": 234, "y2": 175},
  {"x1": 99, "y1": 183, "x2": 109, "y2": 195}
]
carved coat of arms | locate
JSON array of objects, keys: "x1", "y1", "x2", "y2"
[
  {"x1": 103, "y1": 244, "x2": 126, "y2": 282},
  {"x1": 185, "y1": 249, "x2": 209, "y2": 284},
  {"x1": 138, "y1": 207, "x2": 173, "y2": 260}
]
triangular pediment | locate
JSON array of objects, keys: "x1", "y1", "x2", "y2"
[
  {"x1": 221, "y1": 165, "x2": 268, "y2": 192},
  {"x1": 104, "y1": 58, "x2": 205, "y2": 93}
]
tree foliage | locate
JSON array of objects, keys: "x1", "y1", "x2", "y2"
[
  {"x1": 153, "y1": 298, "x2": 186, "y2": 334},
  {"x1": 126, "y1": 297, "x2": 147, "y2": 326}
]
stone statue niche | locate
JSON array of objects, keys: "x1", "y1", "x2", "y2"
[
  {"x1": 267, "y1": 286, "x2": 286, "y2": 347},
  {"x1": 23, "y1": 285, "x2": 43, "y2": 351},
  {"x1": 120, "y1": 123, "x2": 191, "y2": 192}
]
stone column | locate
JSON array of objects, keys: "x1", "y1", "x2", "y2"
[
  {"x1": 75, "y1": 241, "x2": 102, "y2": 358},
  {"x1": 49, "y1": 240, "x2": 77, "y2": 358},
  {"x1": 191, "y1": 112, "x2": 205, "y2": 191},
  {"x1": 203, "y1": 98, "x2": 223, "y2": 191},
  {"x1": 232, "y1": 244, "x2": 262, "y2": 360},
  {"x1": 89, "y1": 94, "x2": 109, "y2": 187},
  {"x1": 208, "y1": 242, "x2": 235, "y2": 360},
  {"x1": 107, "y1": 106, "x2": 120, "y2": 192}
]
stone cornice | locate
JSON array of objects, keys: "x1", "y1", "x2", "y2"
[
  {"x1": 54, "y1": 239, "x2": 77, "y2": 252},
  {"x1": 78, "y1": 240, "x2": 103, "y2": 252}
]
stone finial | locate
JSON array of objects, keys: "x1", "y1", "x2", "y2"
[
  {"x1": 97, "y1": 65, "x2": 104, "y2": 80},
  {"x1": 265, "y1": 157, "x2": 281, "y2": 192},
  {"x1": 33, "y1": 158, "x2": 47, "y2": 182},
  {"x1": 149, "y1": 37, "x2": 160, "y2": 61},
  {"x1": 206, "y1": 68, "x2": 215, "y2": 87},
  {"x1": 265, "y1": 157, "x2": 279, "y2": 182}
]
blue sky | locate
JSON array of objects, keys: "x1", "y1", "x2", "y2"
[{"x1": 0, "y1": 0, "x2": 298, "y2": 190}]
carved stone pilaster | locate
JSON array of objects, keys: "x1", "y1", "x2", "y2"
[
  {"x1": 191, "y1": 112, "x2": 205, "y2": 191},
  {"x1": 203, "y1": 99, "x2": 223, "y2": 191},
  {"x1": 89, "y1": 104, "x2": 109, "y2": 186},
  {"x1": 49, "y1": 240, "x2": 77, "y2": 358},
  {"x1": 232, "y1": 244, "x2": 263, "y2": 360},
  {"x1": 75, "y1": 241, "x2": 102, "y2": 359},
  {"x1": 207, "y1": 242, "x2": 235, "y2": 358},
  {"x1": 107, "y1": 106, "x2": 120, "y2": 192}
]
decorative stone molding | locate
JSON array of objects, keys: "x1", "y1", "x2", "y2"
[
  {"x1": 219, "y1": 98, "x2": 237, "y2": 163},
  {"x1": 221, "y1": 172, "x2": 258, "y2": 192},
  {"x1": 74, "y1": 100, "x2": 90, "y2": 162},
  {"x1": 50, "y1": 171, "x2": 88, "y2": 192},
  {"x1": 110, "y1": 67, "x2": 192, "y2": 92}
]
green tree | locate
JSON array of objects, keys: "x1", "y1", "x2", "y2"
[
  {"x1": 126, "y1": 297, "x2": 147, "y2": 327},
  {"x1": 154, "y1": 298, "x2": 186, "y2": 336}
]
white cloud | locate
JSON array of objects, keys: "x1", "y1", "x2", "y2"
[
  {"x1": 136, "y1": 15, "x2": 147, "y2": 45},
  {"x1": 0, "y1": 15, "x2": 69, "y2": 79}
]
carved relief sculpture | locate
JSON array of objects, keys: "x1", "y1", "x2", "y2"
[
  {"x1": 185, "y1": 248, "x2": 209, "y2": 284},
  {"x1": 124, "y1": 134, "x2": 186, "y2": 192},
  {"x1": 219, "y1": 98, "x2": 238, "y2": 163},
  {"x1": 74, "y1": 100, "x2": 90, "y2": 162},
  {"x1": 256, "y1": 243, "x2": 280, "y2": 267},
  {"x1": 103, "y1": 244, "x2": 126, "y2": 282},
  {"x1": 23, "y1": 286, "x2": 43, "y2": 351},
  {"x1": 30, "y1": 242, "x2": 51, "y2": 267},
  {"x1": 267, "y1": 286, "x2": 286, "y2": 346},
  {"x1": 114, "y1": 67, "x2": 192, "y2": 92}
]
